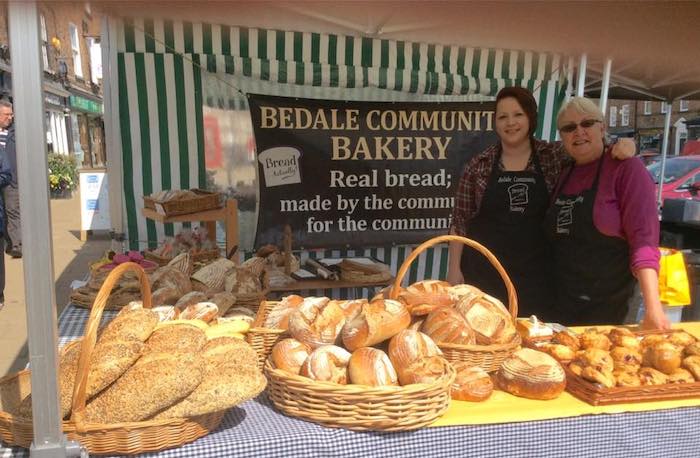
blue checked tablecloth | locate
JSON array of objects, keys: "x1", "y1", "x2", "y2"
[{"x1": 2, "y1": 305, "x2": 700, "y2": 458}]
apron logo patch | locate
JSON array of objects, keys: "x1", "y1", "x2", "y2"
[
  {"x1": 507, "y1": 183, "x2": 529, "y2": 212},
  {"x1": 556, "y1": 204, "x2": 573, "y2": 234}
]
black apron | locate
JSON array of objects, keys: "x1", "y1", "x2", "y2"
[
  {"x1": 544, "y1": 155, "x2": 635, "y2": 326},
  {"x1": 461, "y1": 146, "x2": 553, "y2": 319}
]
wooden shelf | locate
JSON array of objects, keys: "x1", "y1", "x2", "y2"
[{"x1": 141, "y1": 199, "x2": 239, "y2": 262}]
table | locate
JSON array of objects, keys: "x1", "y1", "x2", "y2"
[
  {"x1": 141, "y1": 199, "x2": 239, "y2": 261},
  {"x1": 268, "y1": 277, "x2": 394, "y2": 300},
  {"x1": 2, "y1": 307, "x2": 700, "y2": 458}
]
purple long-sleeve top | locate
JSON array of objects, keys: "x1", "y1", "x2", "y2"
[{"x1": 557, "y1": 149, "x2": 660, "y2": 273}]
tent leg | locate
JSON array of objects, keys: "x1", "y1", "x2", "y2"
[
  {"x1": 599, "y1": 58, "x2": 613, "y2": 114},
  {"x1": 576, "y1": 53, "x2": 587, "y2": 97},
  {"x1": 657, "y1": 102, "x2": 673, "y2": 207}
]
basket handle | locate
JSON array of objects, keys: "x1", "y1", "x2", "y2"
[
  {"x1": 69, "y1": 262, "x2": 152, "y2": 427},
  {"x1": 389, "y1": 235, "x2": 518, "y2": 319}
]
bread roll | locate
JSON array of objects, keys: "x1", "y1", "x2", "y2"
[
  {"x1": 496, "y1": 348, "x2": 566, "y2": 400},
  {"x1": 681, "y1": 355, "x2": 700, "y2": 380},
  {"x1": 643, "y1": 342, "x2": 682, "y2": 374},
  {"x1": 341, "y1": 299, "x2": 411, "y2": 351},
  {"x1": 610, "y1": 346, "x2": 642, "y2": 372},
  {"x1": 84, "y1": 352, "x2": 204, "y2": 423},
  {"x1": 668, "y1": 331, "x2": 697, "y2": 348},
  {"x1": 685, "y1": 342, "x2": 700, "y2": 357},
  {"x1": 668, "y1": 368, "x2": 695, "y2": 384},
  {"x1": 638, "y1": 367, "x2": 668, "y2": 385},
  {"x1": 614, "y1": 370, "x2": 641, "y2": 387},
  {"x1": 397, "y1": 280, "x2": 455, "y2": 316},
  {"x1": 388, "y1": 329, "x2": 442, "y2": 372},
  {"x1": 420, "y1": 306, "x2": 475, "y2": 345},
  {"x1": 398, "y1": 355, "x2": 449, "y2": 385},
  {"x1": 455, "y1": 294, "x2": 515, "y2": 345},
  {"x1": 538, "y1": 343, "x2": 575, "y2": 362},
  {"x1": 151, "y1": 305, "x2": 179, "y2": 322},
  {"x1": 607, "y1": 328, "x2": 640, "y2": 350},
  {"x1": 450, "y1": 362, "x2": 493, "y2": 401},
  {"x1": 572, "y1": 348, "x2": 614, "y2": 374},
  {"x1": 552, "y1": 331, "x2": 580, "y2": 351},
  {"x1": 347, "y1": 347, "x2": 398, "y2": 387},
  {"x1": 263, "y1": 295, "x2": 305, "y2": 330},
  {"x1": 579, "y1": 331, "x2": 612, "y2": 351},
  {"x1": 289, "y1": 297, "x2": 358, "y2": 348},
  {"x1": 271, "y1": 338, "x2": 312, "y2": 375},
  {"x1": 300, "y1": 345, "x2": 351, "y2": 384},
  {"x1": 580, "y1": 366, "x2": 615, "y2": 388}
]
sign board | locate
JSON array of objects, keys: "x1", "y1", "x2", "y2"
[
  {"x1": 248, "y1": 94, "x2": 497, "y2": 249},
  {"x1": 79, "y1": 170, "x2": 111, "y2": 232},
  {"x1": 69, "y1": 95, "x2": 102, "y2": 114}
]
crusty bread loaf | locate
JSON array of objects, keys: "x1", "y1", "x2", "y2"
[
  {"x1": 180, "y1": 301, "x2": 218, "y2": 323},
  {"x1": 98, "y1": 308, "x2": 159, "y2": 343},
  {"x1": 397, "y1": 355, "x2": 449, "y2": 386},
  {"x1": 271, "y1": 338, "x2": 312, "y2": 375},
  {"x1": 496, "y1": 348, "x2": 566, "y2": 400},
  {"x1": 151, "y1": 266, "x2": 192, "y2": 295},
  {"x1": 151, "y1": 305, "x2": 180, "y2": 321},
  {"x1": 84, "y1": 352, "x2": 204, "y2": 423},
  {"x1": 289, "y1": 297, "x2": 362, "y2": 348},
  {"x1": 208, "y1": 291, "x2": 237, "y2": 316},
  {"x1": 397, "y1": 280, "x2": 455, "y2": 316},
  {"x1": 263, "y1": 295, "x2": 304, "y2": 330},
  {"x1": 143, "y1": 323, "x2": 207, "y2": 355},
  {"x1": 420, "y1": 306, "x2": 475, "y2": 345},
  {"x1": 174, "y1": 291, "x2": 209, "y2": 311},
  {"x1": 341, "y1": 299, "x2": 411, "y2": 351},
  {"x1": 454, "y1": 294, "x2": 516, "y2": 345},
  {"x1": 388, "y1": 329, "x2": 442, "y2": 372},
  {"x1": 201, "y1": 336, "x2": 258, "y2": 373},
  {"x1": 151, "y1": 286, "x2": 181, "y2": 306},
  {"x1": 347, "y1": 347, "x2": 398, "y2": 387},
  {"x1": 300, "y1": 345, "x2": 351, "y2": 384},
  {"x1": 447, "y1": 284, "x2": 484, "y2": 304},
  {"x1": 450, "y1": 362, "x2": 493, "y2": 402}
]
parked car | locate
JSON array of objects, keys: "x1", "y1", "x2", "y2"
[{"x1": 646, "y1": 155, "x2": 700, "y2": 203}]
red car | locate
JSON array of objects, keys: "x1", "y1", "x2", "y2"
[{"x1": 647, "y1": 155, "x2": 700, "y2": 203}]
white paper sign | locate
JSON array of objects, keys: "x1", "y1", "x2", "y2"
[
  {"x1": 79, "y1": 171, "x2": 111, "y2": 231},
  {"x1": 258, "y1": 146, "x2": 302, "y2": 187}
]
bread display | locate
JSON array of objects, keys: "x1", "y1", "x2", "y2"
[
  {"x1": 347, "y1": 347, "x2": 399, "y2": 387},
  {"x1": 450, "y1": 362, "x2": 493, "y2": 402},
  {"x1": 420, "y1": 306, "x2": 475, "y2": 345},
  {"x1": 496, "y1": 348, "x2": 566, "y2": 400},
  {"x1": 397, "y1": 280, "x2": 455, "y2": 316},
  {"x1": 300, "y1": 345, "x2": 352, "y2": 384},
  {"x1": 271, "y1": 338, "x2": 312, "y2": 375},
  {"x1": 341, "y1": 299, "x2": 410, "y2": 351}
]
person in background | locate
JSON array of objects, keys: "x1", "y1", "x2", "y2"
[
  {"x1": 0, "y1": 100, "x2": 20, "y2": 259},
  {"x1": 0, "y1": 100, "x2": 13, "y2": 310},
  {"x1": 545, "y1": 96, "x2": 669, "y2": 330},
  {"x1": 448, "y1": 87, "x2": 634, "y2": 321}
]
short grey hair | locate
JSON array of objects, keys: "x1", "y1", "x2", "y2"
[
  {"x1": 557, "y1": 96, "x2": 604, "y2": 128},
  {"x1": 0, "y1": 100, "x2": 12, "y2": 109}
]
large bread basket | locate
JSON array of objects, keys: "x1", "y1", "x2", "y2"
[
  {"x1": 390, "y1": 235, "x2": 521, "y2": 372},
  {"x1": 0, "y1": 263, "x2": 224, "y2": 454},
  {"x1": 264, "y1": 358, "x2": 455, "y2": 431}
]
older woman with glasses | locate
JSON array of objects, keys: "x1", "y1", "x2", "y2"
[
  {"x1": 545, "y1": 96, "x2": 669, "y2": 330},
  {"x1": 448, "y1": 87, "x2": 634, "y2": 321}
]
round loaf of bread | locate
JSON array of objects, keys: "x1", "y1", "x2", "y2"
[
  {"x1": 388, "y1": 329, "x2": 442, "y2": 371},
  {"x1": 397, "y1": 355, "x2": 450, "y2": 385},
  {"x1": 496, "y1": 348, "x2": 566, "y2": 400},
  {"x1": 455, "y1": 294, "x2": 515, "y2": 345},
  {"x1": 263, "y1": 294, "x2": 305, "y2": 330},
  {"x1": 446, "y1": 284, "x2": 484, "y2": 304},
  {"x1": 271, "y1": 338, "x2": 312, "y2": 375},
  {"x1": 347, "y1": 347, "x2": 399, "y2": 387},
  {"x1": 341, "y1": 299, "x2": 411, "y2": 351},
  {"x1": 420, "y1": 306, "x2": 475, "y2": 345},
  {"x1": 300, "y1": 345, "x2": 351, "y2": 384},
  {"x1": 397, "y1": 280, "x2": 455, "y2": 316},
  {"x1": 288, "y1": 297, "x2": 345, "y2": 348},
  {"x1": 450, "y1": 362, "x2": 493, "y2": 402}
]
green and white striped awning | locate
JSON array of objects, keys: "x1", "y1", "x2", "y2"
[{"x1": 112, "y1": 17, "x2": 567, "y2": 285}]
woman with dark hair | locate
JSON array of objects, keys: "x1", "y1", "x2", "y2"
[{"x1": 448, "y1": 87, "x2": 633, "y2": 320}]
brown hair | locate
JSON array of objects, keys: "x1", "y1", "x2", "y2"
[{"x1": 496, "y1": 87, "x2": 538, "y2": 136}]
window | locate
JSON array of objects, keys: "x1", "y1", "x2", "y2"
[
  {"x1": 661, "y1": 102, "x2": 668, "y2": 114},
  {"x1": 69, "y1": 23, "x2": 83, "y2": 78},
  {"x1": 40, "y1": 14, "x2": 49, "y2": 71},
  {"x1": 643, "y1": 101, "x2": 652, "y2": 115},
  {"x1": 679, "y1": 173, "x2": 700, "y2": 191},
  {"x1": 680, "y1": 100, "x2": 689, "y2": 112},
  {"x1": 621, "y1": 104, "x2": 630, "y2": 127},
  {"x1": 609, "y1": 106, "x2": 617, "y2": 127}
]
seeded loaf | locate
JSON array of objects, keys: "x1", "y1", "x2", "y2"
[{"x1": 143, "y1": 323, "x2": 207, "y2": 355}]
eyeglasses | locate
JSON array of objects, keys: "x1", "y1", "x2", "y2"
[{"x1": 559, "y1": 119, "x2": 601, "y2": 133}]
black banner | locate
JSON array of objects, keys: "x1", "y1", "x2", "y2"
[{"x1": 249, "y1": 95, "x2": 497, "y2": 249}]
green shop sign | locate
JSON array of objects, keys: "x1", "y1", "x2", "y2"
[{"x1": 69, "y1": 95, "x2": 102, "y2": 114}]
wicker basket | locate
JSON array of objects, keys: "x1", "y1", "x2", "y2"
[
  {"x1": 144, "y1": 249, "x2": 221, "y2": 267},
  {"x1": 0, "y1": 262, "x2": 225, "y2": 454},
  {"x1": 246, "y1": 300, "x2": 288, "y2": 370},
  {"x1": 143, "y1": 189, "x2": 222, "y2": 217},
  {"x1": 264, "y1": 358, "x2": 455, "y2": 431},
  {"x1": 390, "y1": 235, "x2": 521, "y2": 372}
]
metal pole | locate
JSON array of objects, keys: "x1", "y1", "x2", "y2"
[
  {"x1": 7, "y1": 2, "x2": 83, "y2": 457},
  {"x1": 599, "y1": 58, "x2": 612, "y2": 114},
  {"x1": 565, "y1": 56, "x2": 574, "y2": 103},
  {"x1": 657, "y1": 101, "x2": 673, "y2": 207},
  {"x1": 576, "y1": 53, "x2": 587, "y2": 97}
]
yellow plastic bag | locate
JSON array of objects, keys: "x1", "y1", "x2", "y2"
[{"x1": 658, "y1": 248, "x2": 691, "y2": 306}]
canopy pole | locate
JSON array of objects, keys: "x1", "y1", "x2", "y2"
[
  {"x1": 565, "y1": 56, "x2": 574, "y2": 103},
  {"x1": 599, "y1": 58, "x2": 612, "y2": 114},
  {"x1": 8, "y1": 1, "x2": 83, "y2": 456},
  {"x1": 576, "y1": 53, "x2": 587, "y2": 97},
  {"x1": 657, "y1": 101, "x2": 673, "y2": 207}
]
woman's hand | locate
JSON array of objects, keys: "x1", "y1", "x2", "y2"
[
  {"x1": 640, "y1": 307, "x2": 672, "y2": 331},
  {"x1": 611, "y1": 138, "x2": 636, "y2": 160},
  {"x1": 636, "y1": 267, "x2": 672, "y2": 330}
]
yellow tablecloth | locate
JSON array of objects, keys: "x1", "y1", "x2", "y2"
[{"x1": 432, "y1": 321, "x2": 700, "y2": 427}]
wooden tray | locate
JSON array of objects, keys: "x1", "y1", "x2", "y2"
[
  {"x1": 143, "y1": 189, "x2": 222, "y2": 217},
  {"x1": 562, "y1": 328, "x2": 700, "y2": 406}
]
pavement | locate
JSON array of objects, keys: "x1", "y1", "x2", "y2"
[{"x1": 0, "y1": 191, "x2": 110, "y2": 376}]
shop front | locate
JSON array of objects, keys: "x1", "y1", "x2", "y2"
[
  {"x1": 68, "y1": 92, "x2": 105, "y2": 168},
  {"x1": 43, "y1": 82, "x2": 70, "y2": 155}
]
